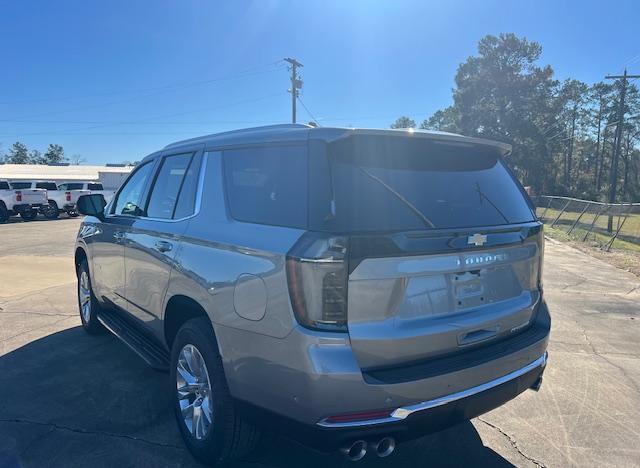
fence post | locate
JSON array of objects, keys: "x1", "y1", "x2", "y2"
[
  {"x1": 603, "y1": 204, "x2": 633, "y2": 252},
  {"x1": 568, "y1": 202, "x2": 591, "y2": 235},
  {"x1": 551, "y1": 200, "x2": 572, "y2": 228},
  {"x1": 540, "y1": 197, "x2": 553, "y2": 221},
  {"x1": 582, "y1": 203, "x2": 608, "y2": 242}
]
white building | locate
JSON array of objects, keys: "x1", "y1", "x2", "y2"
[{"x1": 0, "y1": 164, "x2": 133, "y2": 190}]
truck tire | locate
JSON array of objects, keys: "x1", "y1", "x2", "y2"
[
  {"x1": 43, "y1": 201, "x2": 60, "y2": 220},
  {"x1": 170, "y1": 317, "x2": 260, "y2": 465},
  {"x1": 20, "y1": 209, "x2": 37, "y2": 221},
  {"x1": 77, "y1": 260, "x2": 106, "y2": 335},
  {"x1": 68, "y1": 210, "x2": 80, "y2": 218},
  {"x1": 0, "y1": 203, "x2": 8, "y2": 223}
]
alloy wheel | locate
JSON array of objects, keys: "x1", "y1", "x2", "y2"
[{"x1": 176, "y1": 344, "x2": 213, "y2": 440}]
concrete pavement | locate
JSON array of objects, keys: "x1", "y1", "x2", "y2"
[{"x1": 0, "y1": 219, "x2": 638, "y2": 467}]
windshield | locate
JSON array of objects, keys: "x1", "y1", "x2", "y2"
[{"x1": 309, "y1": 135, "x2": 535, "y2": 233}]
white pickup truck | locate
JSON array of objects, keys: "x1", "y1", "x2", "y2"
[
  {"x1": 9, "y1": 181, "x2": 89, "y2": 219},
  {"x1": 0, "y1": 179, "x2": 48, "y2": 222},
  {"x1": 58, "y1": 181, "x2": 115, "y2": 203}
]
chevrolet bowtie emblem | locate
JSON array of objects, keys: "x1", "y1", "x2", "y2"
[{"x1": 468, "y1": 233, "x2": 488, "y2": 246}]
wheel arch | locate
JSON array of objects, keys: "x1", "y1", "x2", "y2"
[
  {"x1": 74, "y1": 246, "x2": 88, "y2": 276},
  {"x1": 164, "y1": 294, "x2": 215, "y2": 350}
]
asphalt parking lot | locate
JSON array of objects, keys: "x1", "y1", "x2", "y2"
[{"x1": 1, "y1": 219, "x2": 639, "y2": 468}]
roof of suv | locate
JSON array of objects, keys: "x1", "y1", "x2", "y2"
[{"x1": 162, "y1": 124, "x2": 512, "y2": 155}]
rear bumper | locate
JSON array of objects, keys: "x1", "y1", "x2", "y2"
[
  {"x1": 221, "y1": 300, "x2": 551, "y2": 436},
  {"x1": 12, "y1": 203, "x2": 43, "y2": 213},
  {"x1": 237, "y1": 353, "x2": 546, "y2": 451}
]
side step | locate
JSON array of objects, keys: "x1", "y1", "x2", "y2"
[{"x1": 98, "y1": 309, "x2": 170, "y2": 371}]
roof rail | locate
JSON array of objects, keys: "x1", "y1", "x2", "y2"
[{"x1": 163, "y1": 123, "x2": 311, "y2": 149}]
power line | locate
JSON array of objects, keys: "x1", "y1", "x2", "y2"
[
  {"x1": 296, "y1": 96, "x2": 320, "y2": 126},
  {"x1": 1, "y1": 92, "x2": 287, "y2": 137},
  {"x1": 0, "y1": 60, "x2": 286, "y2": 106}
]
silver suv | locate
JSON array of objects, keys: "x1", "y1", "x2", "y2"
[{"x1": 75, "y1": 124, "x2": 549, "y2": 464}]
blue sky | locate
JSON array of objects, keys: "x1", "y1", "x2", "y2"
[{"x1": 1, "y1": 0, "x2": 639, "y2": 164}]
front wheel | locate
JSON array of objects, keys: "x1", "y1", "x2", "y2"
[
  {"x1": 170, "y1": 317, "x2": 260, "y2": 465},
  {"x1": 77, "y1": 260, "x2": 105, "y2": 334},
  {"x1": 20, "y1": 209, "x2": 37, "y2": 221}
]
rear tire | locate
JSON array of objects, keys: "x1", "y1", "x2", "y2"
[
  {"x1": 170, "y1": 317, "x2": 260, "y2": 465},
  {"x1": 20, "y1": 209, "x2": 37, "y2": 221},
  {"x1": 0, "y1": 203, "x2": 8, "y2": 223},
  {"x1": 68, "y1": 210, "x2": 80, "y2": 218},
  {"x1": 43, "y1": 201, "x2": 60, "y2": 219},
  {"x1": 77, "y1": 260, "x2": 106, "y2": 335}
]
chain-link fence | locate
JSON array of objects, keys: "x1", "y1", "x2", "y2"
[{"x1": 532, "y1": 196, "x2": 640, "y2": 252}]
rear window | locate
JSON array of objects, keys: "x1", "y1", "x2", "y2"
[
  {"x1": 87, "y1": 183, "x2": 103, "y2": 190},
  {"x1": 0, "y1": 181, "x2": 10, "y2": 190},
  {"x1": 309, "y1": 136, "x2": 535, "y2": 232},
  {"x1": 36, "y1": 182, "x2": 58, "y2": 190},
  {"x1": 59, "y1": 183, "x2": 84, "y2": 190},
  {"x1": 223, "y1": 145, "x2": 307, "y2": 229},
  {"x1": 10, "y1": 182, "x2": 31, "y2": 189}
]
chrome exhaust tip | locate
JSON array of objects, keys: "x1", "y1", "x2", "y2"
[
  {"x1": 371, "y1": 437, "x2": 396, "y2": 458},
  {"x1": 341, "y1": 440, "x2": 367, "y2": 461}
]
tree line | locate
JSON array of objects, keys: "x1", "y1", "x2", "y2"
[
  {"x1": 391, "y1": 33, "x2": 640, "y2": 202},
  {"x1": 1, "y1": 141, "x2": 84, "y2": 165}
]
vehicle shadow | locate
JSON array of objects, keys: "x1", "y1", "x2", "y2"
[{"x1": 0, "y1": 327, "x2": 514, "y2": 468}]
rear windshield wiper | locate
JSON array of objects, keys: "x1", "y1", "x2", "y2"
[
  {"x1": 358, "y1": 167, "x2": 436, "y2": 229},
  {"x1": 475, "y1": 182, "x2": 510, "y2": 224}
]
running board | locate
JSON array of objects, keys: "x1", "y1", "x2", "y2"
[{"x1": 98, "y1": 309, "x2": 170, "y2": 371}]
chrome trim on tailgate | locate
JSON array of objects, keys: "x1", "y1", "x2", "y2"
[{"x1": 317, "y1": 353, "x2": 547, "y2": 428}]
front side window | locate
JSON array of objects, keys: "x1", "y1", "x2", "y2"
[
  {"x1": 223, "y1": 145, "x2": 307, "y2": 229},
  {"x1": 146, "y1": 153, "x2": 194, "y2": 219},
  {"x1": 112, "y1": 162, "x2": 154, "y2": 216}
]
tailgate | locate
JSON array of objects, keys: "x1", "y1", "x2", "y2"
[
  {"x1": 347, "y1": 228, "x2": 542, "y2": 370},
  {"x1": 18, "y1": 189, "x2": 47, "y2": 205}
]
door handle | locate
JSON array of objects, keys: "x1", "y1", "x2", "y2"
[
  {"x1": 113, "y1": 231, "x2": 125, "y2": 241},
  {"x1": 155, "y1": 240, "x2": 173, "y2": 253}
]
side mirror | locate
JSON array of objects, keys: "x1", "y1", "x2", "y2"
[{"x1": 77, "y1": 194, "x2": 107, "y2": 220}]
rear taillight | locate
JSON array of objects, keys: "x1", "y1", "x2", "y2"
[
  {"x1": 15, "y1": 191, "x2": 22, "y2": 202},
  {"x1": 66, "y1": 191, "x2": 71, "y2": 202},
  {"x1": 286, "y1": 232, "x2": 348, "y2": 332}
]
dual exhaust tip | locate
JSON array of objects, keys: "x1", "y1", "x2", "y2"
[{"x1": 341, "y1": 437, "x2": 396, "y2": 461}]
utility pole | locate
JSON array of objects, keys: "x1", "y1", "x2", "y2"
[
  {"x1": 605, "y1": 69, "x2": 640, "y2": 231},
  {"x1": 284, "y1": 57, "x2": 303, "y2": 123}
]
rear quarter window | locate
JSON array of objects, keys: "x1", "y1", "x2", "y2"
[{"x1": 223, "y1": 145, "x2": 307, "y2": 229}]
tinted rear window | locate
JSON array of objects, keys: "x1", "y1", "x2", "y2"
[
  {"x1": 59, "y1": 183, "x2": 84, "y2": 190},
  {"x1": 223, "y1": 146, "x2": 307, "y2": 229},
  {"x1": 36, "y1": 182, "x2": 58, "y2": 190},
  {"x1": 10, "y1": 182, "x2": 31, "y2": 189},
  {"x1": 309, "y1": 136, "x2": 535, "y2": 232},
  {"x1": 87, "y1": 183, "x2": 103, "y2": 190},
  {"x1": 0, "y1": 181, "x2": 10, "y2": 190}
]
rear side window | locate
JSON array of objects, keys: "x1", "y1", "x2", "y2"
[
  {"x1": 146, "y1": 153, "x2": 193, "y2": 219},
  {"x1": 10, "y1": 182, "x2": 31, "y2": 189},
  {"x1": 87, "y1": 183, "x2": 103, "y2": 190},
  {"x1": 36, "y1": 182, "x2": 58, "y2": 190},
  {"x1": 223, "y1": 146, "x2": 307, "y2": 228},
  {"x1": 309, "y1": 136, "x2": 535, "y2": 232},
  {"x1": 59, "y1": 183, "x2": 84, "y2": 190},
  {"x1": 173, "y1": 155, "x2": 202, "y2": 219}
]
